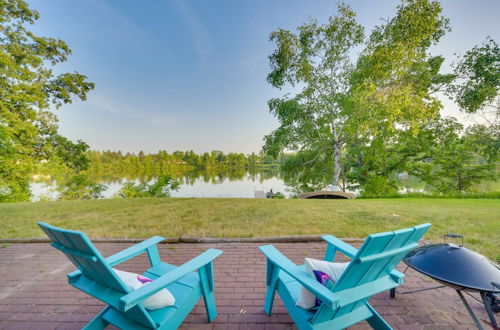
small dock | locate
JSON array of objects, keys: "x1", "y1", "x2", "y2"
[{"x1": 298, "y1": 191, "x2": 355, "y2": 199}]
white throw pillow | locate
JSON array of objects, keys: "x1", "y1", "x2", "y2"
[
  {"x1": 114, "y1": 268, "x2": 175, "y2": 310},
  {"x1": 295, "y1": 258, "x2": 349, "y2": 310}
]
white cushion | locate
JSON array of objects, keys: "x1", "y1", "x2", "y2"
[
  {"x1": 295, "y1": 258, "x2": 349, "y2": 310},
  {"x1": 114, "y1": 268, "x2": 175, "y2": 310}
]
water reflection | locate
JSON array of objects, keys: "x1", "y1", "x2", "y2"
[
  {"x1": 31, "y1": 169, "x2": 288, "y2": 200},
  {"x1": 31, "y1": 169, "x2": 493, "y2": 201}
]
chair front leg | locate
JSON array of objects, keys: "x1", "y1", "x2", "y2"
[
  {"x1": 83, "y1": 306, "x2": 110, "y2": 330},
  {"x1": 264, "y1": 260, "x2": 280, "y2": 316},
  {"x1": 199, "y1": 262, "x2": 218, "y2": 322},
  {"x1": 365, "y1": 303, "x2": 392, "y2": 330}
]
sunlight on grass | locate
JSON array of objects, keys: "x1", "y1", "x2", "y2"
[{"x1": 0, "y1": 198, "x2": 498, "y2": 261}]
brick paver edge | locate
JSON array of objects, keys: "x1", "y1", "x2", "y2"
[{"x1": 0, "y1": 235, "x2": 365, "y2": 244}]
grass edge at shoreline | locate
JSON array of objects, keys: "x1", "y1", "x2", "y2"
[{"x1": 1, "y1": 197, "x2": 498, "y2": 261}]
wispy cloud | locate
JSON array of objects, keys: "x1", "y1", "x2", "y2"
[
  {"x1": 174, "y1": 0, "x2": 212, "y2": 63},
  {"x1": 83, "y1": 0, "x2": 160, "y2": 50},
  {"x1": 89, "y1": 95, "x2": 173, "y2": 128}
]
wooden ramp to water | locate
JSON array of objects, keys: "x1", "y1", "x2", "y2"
[{"x1": 298, "y1": 191, "x2": 355, "y2": 199}]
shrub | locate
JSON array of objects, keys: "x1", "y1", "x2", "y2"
[
  {"x1": 58, "y1": 175, "x2": 106, "y2": 200},
  {"x1": 117, "y1": 175, "x2": 180, "y2": 198}
]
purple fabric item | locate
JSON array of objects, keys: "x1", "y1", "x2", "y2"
[
  {"x1": 137, "y1": 274, "x2": 153, "y2": 284},
  {"x1": 312, "y1": 270, "x2": 334, "y2": 307}
]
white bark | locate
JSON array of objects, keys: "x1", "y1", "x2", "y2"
[{"x1": 331, "y1": 128, "x2": 342, "y2": 191}]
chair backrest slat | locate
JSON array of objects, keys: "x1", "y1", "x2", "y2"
[
  {"x1": 312, "y1": 223, "x2": 430, "y2": 323},
  {"x1": 51, "y1": 241, "x2": 98, "y2": 261},
  {"x1": 356, "y1": 242, "x2": 418, "y2": 264},
  {"x1": 39, "y1": 223, "x2": 126, "y2": 291},
  {"x1": 38, "y1": 222, "x2": 157, "y2": 329}
]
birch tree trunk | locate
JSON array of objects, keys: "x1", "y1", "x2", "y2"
[{"x1": 331, "y1": 129, "x2": 342, "y2": 191}]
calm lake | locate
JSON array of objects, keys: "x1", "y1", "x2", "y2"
[
  {"x1": 31, "y1": 172, "x2": 290, "y2": 200},
  {"x1": 30, "y1": 171, "x2": 498, "y2": 201}
]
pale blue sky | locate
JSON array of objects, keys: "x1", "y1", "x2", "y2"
[{"x1": 28, "y1": 0, "x2": 499, "y2": 154}]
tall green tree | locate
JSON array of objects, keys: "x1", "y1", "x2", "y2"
[
  {"x1": 263, "y1": 3, "x2": 364, "y2": 191},
  {"x1": 0, "y1": 0, "x2": 94, "y2": 202},
  {"x1": 263, "y1": 0, "x2": 452, "y2": 195},
  {"x1": 345, "y1": 0, "x2": 450, "y2": 195}
]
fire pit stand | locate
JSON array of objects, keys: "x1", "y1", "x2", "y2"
[{"x1": 390, "y1": 234, "x2": 499, "y2": 329}]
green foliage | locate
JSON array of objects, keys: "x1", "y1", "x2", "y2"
[
  {"x1": 348, "y1": 0, "x2": 449, "y2": 134},
  {"x1": 265, "y1": 0, "x2": 498, "y2": 197},
  {"x1": 0, "y1": 173, "x2": 31, "y2": 203},
  {"x1": 0, "y1": 0, "x2": 94, "y2": 202},
  {"x1": 345, "y1": 0, "x2": 450, "y2": 194},
  {"x1": 57, "y1": 175, "x2": 106, "y2": 200},
  {"x1": 271, "y1": 192, "x2": 285, "y2": 199},
  {"x1": 280, "y1": 151, "x2": 335, "y2": 193},
  {"x1": 147, "y1": 175, "x2": 181, "y2": 197},
  {"x1": 358, "y1": 191, "x2": 500, "y2": 199},
  {"x1": 409, "y1": 118, "x2": 497, "y2": 193},
  {"x1": 449, "y1": 37, "x2": 499, "y2": 115},
  {"x1": 361, "y1": 176, "x2": 399, "y2": 198},
  {"x1": 51, "y1": 136, "x2": 90, "y2": 172},
  {"x1": 263, "y1": 0, "x2": 465, "y2": 195},
  {"x1": 464, "y1": 124, "x2": 499, "y2": 163},
  {"x1": 83, "y1": 150, "x2": 286, "y2": 182},
  {"x1": 117, "y1": 175, "x2": 180, "y2": 198},
  {"x1": 117, "y1": 182, "x2": 151, "y2": 198},
  {"x1": 264, "y1": 2, "x2": 365, "y2": 191}
]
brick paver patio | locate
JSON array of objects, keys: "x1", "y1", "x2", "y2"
[{"x1": 0, "y1": 242, "x2": 495, "y2": 329}]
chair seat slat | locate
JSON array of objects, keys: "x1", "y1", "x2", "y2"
[{"x1": 333, "y1": 276, "x2": 398, "y2": 307}]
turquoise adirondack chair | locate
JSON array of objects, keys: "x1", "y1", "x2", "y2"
[
  {"x1": 259, "y1": 223, "x2": 431, "y2": 330},
  {"x1": 38, "y1": 222, "x2": 222, "y2": 329}
]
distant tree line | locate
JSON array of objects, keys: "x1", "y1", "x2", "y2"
[
  {"x1": 85, "y1": 150, "x2": 286, "y2": 175},
  {"x1": 30, "y1": 150, "x2": 286, "y2": 201}
]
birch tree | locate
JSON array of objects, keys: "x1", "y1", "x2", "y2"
[{"x1": 263, "y1": 3, "x2": 364, "y2": 191}]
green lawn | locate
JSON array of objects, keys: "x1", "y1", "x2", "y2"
[{"x1": 1, "y1": 198, "x2": 499, "y2": 261}]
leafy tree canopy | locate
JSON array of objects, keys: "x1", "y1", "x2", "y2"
[
  {"x1": 449, "y1": 37, "x2": 500, "y2": 117},
  {"x1": 348, "y1": 0, "x2": 450, "y2": 137},
  {"x1": 0, "y1": 0, "x2": 94, "y2": 201},
  {"x1": 264, "y1": 0, "x2": 456, "y2": 194},
  {"x1": 408, "y1": 118, "x2": 496, "y2": 193}
]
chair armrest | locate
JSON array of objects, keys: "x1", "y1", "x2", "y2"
[
  {"x1": 259, "y1": 245, "x2": 339, "y2": 308},
  {"x1": 67, "y1": 236, "x2": 166, "y2": 282},
  {"x1": 106, "y1": 236, "x2": 166, "y2": 267},
  {"x1": 321, "y1": 235, "x2": 358, "y2": 258},
  {"x1": 119, "y1": 248, "x2": 223, "y2": 311},
  {"x1": 390, "y1": 269, "x2": 405, "y2": 284}
]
